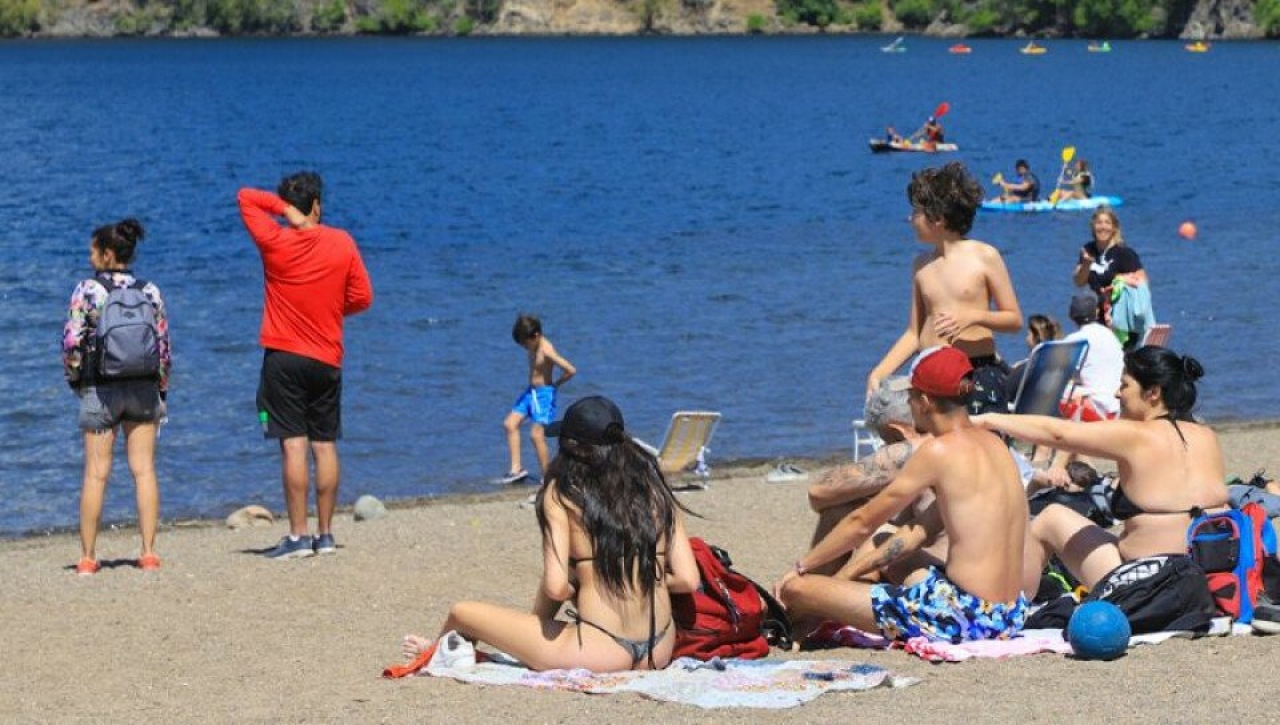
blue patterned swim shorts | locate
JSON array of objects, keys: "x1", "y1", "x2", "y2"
[{"x1": 870, "y1": 566, "x2": 1027, "y2": 643}]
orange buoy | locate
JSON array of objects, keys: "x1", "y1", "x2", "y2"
[{"x1": 1178, "y1": 221, "x2": 1197, "y2": 240}]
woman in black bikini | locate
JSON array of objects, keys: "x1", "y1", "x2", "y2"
[
  {"x1": 974, "y1": 346, "x2": 1227, "y2": 593},
  {"x1": 401, "y1": 396, "x2": 699, "y2": 672}
]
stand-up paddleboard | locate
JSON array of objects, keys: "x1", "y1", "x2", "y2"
[{"x1": 980, "y1": 195, "x2": 1124, "y2": 213}]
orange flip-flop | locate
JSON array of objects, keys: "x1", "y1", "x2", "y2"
[
  {"x1": 76, "y1": 558, "x2": 100, "y2": 576},
  {"x1": 138, "y1": 553, "x2": 161, "y2": 571},
  {"x1": 383, "y1": 641, "x2": 437, "y2": 679}
]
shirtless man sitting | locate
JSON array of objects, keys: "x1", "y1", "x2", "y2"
[
  {"x1": 777, "y1": 347, "x2": 1029, "y2": 644},
  {"x1": 867, "y1": 161, "x2": 1022, "y2": 416}
]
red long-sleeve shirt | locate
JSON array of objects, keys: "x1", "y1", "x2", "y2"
[{"x1": 237, "y1": 188, "x2": 373, "y2": 368}]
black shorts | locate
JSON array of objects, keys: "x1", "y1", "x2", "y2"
[{"x1": 257, "y1": 349, "x2": 342, "y2": 441}]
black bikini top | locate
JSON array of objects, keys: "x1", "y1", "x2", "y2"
[{"x1": 1109, "y1": 416, "x2": 1208, "y2": 521}]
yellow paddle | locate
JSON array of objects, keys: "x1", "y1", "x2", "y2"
[{"x1": 1048, "y1": 146, "x2": 1077, "y2": 206}]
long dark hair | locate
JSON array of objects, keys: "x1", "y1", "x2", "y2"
[
  {"x1": 1125, "y1": 345, "x2": 1203, "y2": 421},
  {"x1": 536, "y1": 433, "x2": 689, "y2": 600}
]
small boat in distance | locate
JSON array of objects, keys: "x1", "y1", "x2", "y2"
[
  {"x1": 1185, "y1": 41, "x2": 1211, "y2": 53},
  {"x1": 1020, "y1": 41, "x2": 1047, "y2": 55},
  {"x1": 882, "y1": 36, "x2": 907, "y2": 53},
  {"x1": 1087, "y1": 41, "x2": 1112, "y2": 53},
  {"x1": 948, "y1": 43, "x2": 972, "y2": 54},
  {"x1": 869, "y1": 138, "x2": 959, "y2": 154}
]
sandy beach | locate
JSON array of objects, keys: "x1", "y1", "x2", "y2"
[{"x1": 2, "y1": 420, "x2": 1278, "y2": 723}]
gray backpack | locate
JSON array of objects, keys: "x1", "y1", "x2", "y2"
[{"x1": 94, "y1": 279, "x2": 160, "y2": 381}]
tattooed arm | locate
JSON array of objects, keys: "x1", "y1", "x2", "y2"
[
  {"x1": 808, "y1": 440, "x2": 917, "y2": 512},
  {"x1": 834, "y1": 502, "x2": 943, "y2": 582}
]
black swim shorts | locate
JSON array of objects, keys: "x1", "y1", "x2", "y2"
[{"x1": 256, "y1": 349, "x2": 342, "y2": 441}]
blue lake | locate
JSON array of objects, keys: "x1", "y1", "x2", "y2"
[{"x1": 2, "y1": 36, "x2": 1278, "y2": 536}]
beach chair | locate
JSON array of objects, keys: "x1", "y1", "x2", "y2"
[
  {"x1": 1142, "y1": 323, "x2": 1172, "y2": 347},
  {"x1": 1009, "y1": 338, "x2": 1091, "y2": 417},
  {"x1": 850, "y1": 418, "x2": 884, "y2": 462},
  {"x1": 1008, "y1": 338, "x2": 1090, "y2": 460},
  {"x1": 636, "y1": 411, "x2": 721, "y2": 490}
]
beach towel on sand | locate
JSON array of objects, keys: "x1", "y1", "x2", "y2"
[
  {"x1": 807, "y1": 617, "x2": 1241, "y2": 663},
  {"x1": 383, "y1": 630, "x2": 916, "y2": 709}
]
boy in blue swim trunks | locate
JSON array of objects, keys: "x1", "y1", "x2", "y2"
[
  {"x1": 501, "y1": 314, "x2": 576, "y2": 484},
  {"x1": 777, "y1": 346, "x2": 1029, "y2": 644}
]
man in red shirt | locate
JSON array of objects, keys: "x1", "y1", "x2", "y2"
[{"x1": 238, "y1": 172, "x2": 374, "y2": 560}]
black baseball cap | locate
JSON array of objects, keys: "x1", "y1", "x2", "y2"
[
  {"x1": 546, "y1": 396, "x2": 625, "y2": 445},
  {"x1": 1070, "y1": 290, "x2": 1100, "y2": 323}
]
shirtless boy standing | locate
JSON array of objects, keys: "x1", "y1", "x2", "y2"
[
  {"x1": 867, "y1": 161, "x2": 1022, "y2": 415},
  {"x1": 777, "y1": 347, "x2": 1029, "y2": 643},
  {"x1": 501, "y1": 314, "x2": 576, "y2": 484}
]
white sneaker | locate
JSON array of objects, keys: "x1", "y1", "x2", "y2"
[{"x1": 430, "y1": 630, "x2": 477, "y2": 669}]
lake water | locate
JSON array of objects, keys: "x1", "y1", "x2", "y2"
[{"x1": 2, "y1": 36, "x2": 1278, "y2": 536}]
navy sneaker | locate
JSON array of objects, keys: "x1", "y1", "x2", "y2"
[
  {"x1": 314, "y1": 533, "x2": 337, "y2": 555},
  {"x1": 266, "y1": 535, "x2": 315, "y2": 560}
]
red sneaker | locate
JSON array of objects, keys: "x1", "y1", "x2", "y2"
[
  {"x1": 76, "y1": 558, "x2": 100, "y2": 576},
  {"x1": 138, "y1": 553, "x2": 161, "y2": 571}
]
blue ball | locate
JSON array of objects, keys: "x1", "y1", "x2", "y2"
[{"x1": 1067, "y1": 601, "x2": 1131, "y2": 660}]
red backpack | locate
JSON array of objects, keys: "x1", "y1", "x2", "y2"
[
  {"x1": 1187, "y1": 502, "x2": 1280, "y2": 623},
  {"x1": 671, "y1": 538, "x2": 792, "y2": 660}
]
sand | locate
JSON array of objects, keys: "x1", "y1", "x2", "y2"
[{"x1": 2, "y1": 421, "x2": 1278, "y2": 723}]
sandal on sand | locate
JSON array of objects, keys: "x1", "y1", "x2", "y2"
[
  {"x1": 496, "y1": 469, "x2": 529, "y2": 485},
  {"x1": 766, "y1": 463, "x2": 809, "y2": 484},
  {"x1": 138, "y1": 553, "x2": 161, "y2": 571},
  {"x1": 76, "y1": 558, "x2": 100, "y2": 576},
  {"x1": 384, "y1": 637, "x2": 438, "y2": 679}
]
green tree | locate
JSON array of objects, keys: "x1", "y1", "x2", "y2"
[
  {"x1": 0, "y1": 0, "x2": 40, "y2": 35},
  {"x1": 312, "y1": 0, "x2": 346, "y2": 31},
  {"x1": 852, "y1": 1, "x2": 881, "y2": 29},
  {"x1": 889, "y1": 0, "x2": 934, "y2": 28},
  {"x1": 1260, "y1": 0, "x2": 1280, "y2": 36},
  {"x1": 777, "y1": 0, "x2": 839, "y2": 27}
]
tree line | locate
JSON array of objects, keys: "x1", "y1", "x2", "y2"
[{"x1": 2, "y1": 0, "x2": 1277, "y2": 38}]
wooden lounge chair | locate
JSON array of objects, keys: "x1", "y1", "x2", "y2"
[
  {"x1": 1142, "y1": 323, "x2": 1172, "y2": 347},
  {"x1": 636, "y1": 411, "x2": 721, "y2": 490}
]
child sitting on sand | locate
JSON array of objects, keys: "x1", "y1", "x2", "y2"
[
  {"x1": 866, "y1": 161, "x2": 1023, "y2": 415},
  {"x1": 396, "y1": 396, "x2": 699, "y2": 673},
  {"x1": 501, "y1": 314, "x2": 576, "y2": 484}
]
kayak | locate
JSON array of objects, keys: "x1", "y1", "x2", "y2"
[
  {"x1": 869, "y1": 139, "x2": 959, "y2": 154},
  {"x1": 980, "y1": 195, "x2": 1124, "y2": 213},
  {"x1": 949, "y1": 44, "x2": 972, "y2": 54},
  {"x1": 1185, "y1": 42, "x2": 1210, "y2": 53},
  {"x1": 1087, "y1": 41, "x2": 1112, "y2": 53},
  {"x1": 882, "y1": 37, "x2": 906, "y2": 53},
  {"x1": 1020, "y1": 43, "x2": 1047, "y2": 55}
]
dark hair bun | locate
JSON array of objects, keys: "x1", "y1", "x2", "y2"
[
  {"x1": 118, "y1": 218, "x2": 145, "y2": 244},
  {"x1": 1182, "y1": 355, "x2": 1204, "y2": 382}
]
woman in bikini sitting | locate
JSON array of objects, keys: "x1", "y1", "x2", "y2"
[
  {"x1": 401, "y1": 396, "x2": 699, "y2": 672},
  {"x1": 974, "y1": 346, "x2": 1228, "y2": 592}
]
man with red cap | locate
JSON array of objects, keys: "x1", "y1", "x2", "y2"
[{"x1": 776, "y1": 346, "x2": 1030, "y2": 644}]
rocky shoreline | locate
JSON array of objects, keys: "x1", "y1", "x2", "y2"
[{"x1": 5, "y1": 0, "x2": 1274, "y2": 40}]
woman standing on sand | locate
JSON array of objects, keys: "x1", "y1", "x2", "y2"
[
  {"x1": 396, "y1": 396, "x2": 699, "y2": 673},
  {"x1": 62, "y1": 218, "x2": 170, "y2": 575},
  {"x1": 1072, "y1": 206, "x2": 1153, "y2": 348},
  {"x1": 974, "y1": 346, "x2": 1227, "y2": 595}
]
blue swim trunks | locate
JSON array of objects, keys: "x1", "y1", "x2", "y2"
[
  {"x1": 511, "y1": 385, "x2": 556, "y2": 426},
  {"x1": 870, "y1": 566, "x2": 1027, "y2": 643}
]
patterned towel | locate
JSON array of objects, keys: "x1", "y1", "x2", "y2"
[
  {"x1": 384, "y1": 630, "x2": 917, "y2": 709},
  {"x1": 807, "y1": 617, "x2": 1241, "y2": 662}
]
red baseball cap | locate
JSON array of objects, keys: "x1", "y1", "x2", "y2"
[{"x1": 890, "y1": 346, "x2": 973, "y2": 398}]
